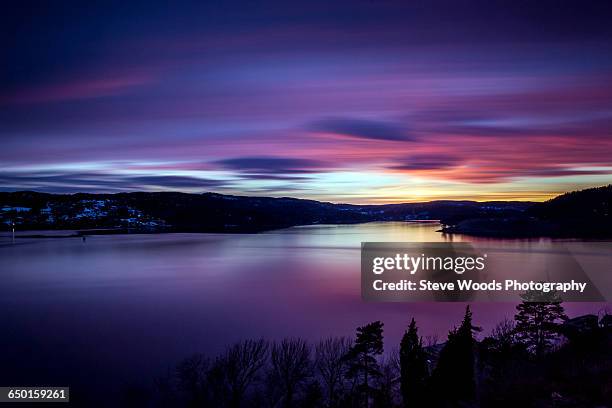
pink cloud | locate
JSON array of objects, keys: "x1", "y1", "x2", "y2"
[{"x1": 0, "y1": 72, "x2": 155, "y2": 106}]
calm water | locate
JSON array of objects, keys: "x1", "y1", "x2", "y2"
[{"x1": 0, "y1": 222, "x2": 606, "y2": 400}]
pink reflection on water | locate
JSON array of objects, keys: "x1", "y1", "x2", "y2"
[{"x1": 0, "y1": 223, "x2": 608, "y2": 397}]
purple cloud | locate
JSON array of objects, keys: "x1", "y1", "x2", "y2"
[
  {"x1": 215, "y1": 157, "x2": 329, "y2": 174},
  {"x1": 308, "y1": 118, "x2": 411, "y2": 141},
  {"x1": 0, "y1": 172, "x2": 228, "y2": 193},
  {"x1": 389, "y1": 154, "x2": 463, "y2": 170}
]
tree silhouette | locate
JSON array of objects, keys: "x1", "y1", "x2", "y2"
[
  {"x1": 314, "y1": 336, "x2": 352, "y2": 407},
  {"x1": 477, "y1": 317, "x2": 530, "y2": 407},
  {"x1": 346, "y1": 321, "x2": 384, "y2": 408},
  {"x1": 269, "y1": 338, "x2": 311, "y2": 408},
  {"x1": 213, "y1": 339, "x2": 268, "y2": 407},
  {"x1": 175, "y1": 354, "x2": 208, "y2": 407},
  {"x1": 373, "y1": 352, "x2": 400, "y2": 408},
  {"x1": 152, "y1": 302, "x2": 610, "y2": 408},
  {"x1": 399, "y1": 318, "x2": 428, "y2": 408},
  {"x1": 431, "y1": 306, "x2": 481, "y2": 406},
  {"x1": 514, "y1": 288, "x2": 568, "y2": 358},
  {"x1": 479, "y1": 317, "x2": 526, "y2": 369},
  {"x1": 489, "y1": 317, "x2": 517, "y2": 352}
]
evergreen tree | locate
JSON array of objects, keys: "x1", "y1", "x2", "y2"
[
  {"x1": 514, "y1": 288, "x2": 568, "y2": 358},
  {"x1": 399, "y1": 318, "x2": 428, "y2": 408},
  {"x1": 346, "y1": 321, "x2": 384, "y2": 408},
  {"x1": 431, "y1": 306, "x2": 480, "y2": 406}
]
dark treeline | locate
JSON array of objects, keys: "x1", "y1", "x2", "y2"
[
  {"x1": 118, "y1": 293, "x2": 611, "y2": 408},
  {"x1": 0, "y1": 190, "x2": 532, "y2": 233},
  {"x1": 2, "y1": 184, "x2": 610, "y2": 237},
  {"x1": 442, "y1": 184, "x2": 612, "y2": 237}
]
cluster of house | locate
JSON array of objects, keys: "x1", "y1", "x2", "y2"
[
  {"x1": 1, "y1": 206, "x2": 32, "y2": 226},
  {"x1": 1, "y1": 199, "x2": 165, "y2": 229}
]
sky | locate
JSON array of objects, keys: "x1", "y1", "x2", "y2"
[{"x1": 1, "y1": 0, "x2": 612, "y2": 203}]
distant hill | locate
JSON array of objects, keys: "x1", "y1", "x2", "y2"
[
  {"x1": 528, "y1": 184, "x2": 612, "y2": 237},
  {"x1": 1, "y1": 186, "x2": 609, "y2": 237},
  {"x1": 442, "y1": 185, "x2": 612, "y2": 238},
  {"x1": 0, "y1": 191, "x2": 531, "y2": 234}
]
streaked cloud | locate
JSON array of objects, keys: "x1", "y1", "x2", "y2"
[
  {"x1": 1, "y1": 0, "x2": 612, "y2": 202},
  {"x1": 0, "y1": 73, "x2": 155, "y2": 106},
  {"x1": 389, "y1": 154, "x2": 463, "y2": 171},
  {"x1": 0, "y1": 171, "x2": 229, "y2": 193},
  {"x1": 215, "y1": 157, "x2": 330, "y2": 174},
  {"x1": 308, "y1": 118, "x2": 411, "y2": 141}
]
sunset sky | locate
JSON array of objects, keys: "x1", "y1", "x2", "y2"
[{"x1": 2, "y1": 0, "x2": 612, "y2": 203}]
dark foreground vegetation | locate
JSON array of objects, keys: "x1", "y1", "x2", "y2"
[
  {"x1": 116, "y1": 293, "x2": 611, "y2": 408},
  {"x1": 1, "y1": 184, "x2": 611, "y2": 237}
]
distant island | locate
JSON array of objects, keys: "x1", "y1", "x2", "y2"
[{"x1": 0, "y1": 185, "x2": 610, "y2": 238}]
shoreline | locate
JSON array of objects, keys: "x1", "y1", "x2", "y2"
[
  {"x1": 3, "y1": 221, "x2": 609, "y2": 241},
  {"x1": 1, "y1": 220, "x2": 443, "y2": 239}
]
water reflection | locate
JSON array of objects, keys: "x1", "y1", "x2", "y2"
[{"x1": 0, "y1": 222, "x2": 606, "y2": 399}]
